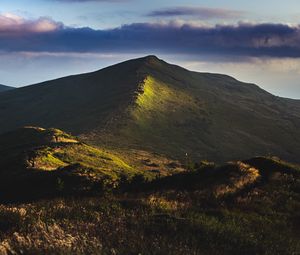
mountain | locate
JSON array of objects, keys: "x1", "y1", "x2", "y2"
[
  {"x1": 0, "y1": 84, "x2": 14, "y2": 93},
  {"x1": 0, "y1": 56, "x2": 300, "y2": 163}
]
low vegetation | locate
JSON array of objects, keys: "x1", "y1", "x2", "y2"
[
  {"x1": 0, "y1": 127, "x2": 299, "y2": 254},
  {"x1": 0, "y1": 153, "x2": 299, "y2": 254},
  {"x1": 0, "y1": 170, "x2": 299, "y2": 255},
  {"x1": 0, "y1": 127, "x2": 182, "y2": 202}
]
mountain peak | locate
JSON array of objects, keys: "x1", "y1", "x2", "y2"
[
  {"x1": 0, "y1": 56, "x2": 300, "y2": 163},
  {"x1": 137, "y1": 55, "x2": 163, "y2": 66},
  {"x1": 143, "y1": 55, "x2": 160, "y2": 61}
]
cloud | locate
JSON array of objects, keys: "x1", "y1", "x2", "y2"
[
  {"x1": 1, "y1": 14, "x2": 300, "y2": 59},
  {"x1": 147, "y1": 6, "x2": 244, "y2": 19},
  {"x1": 0, "y1": 13, "x2": 62, "y2": 35}
]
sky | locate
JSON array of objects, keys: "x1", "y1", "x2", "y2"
[{"x1": 1, "y1": 0, "x2": 300, "y2": 98}]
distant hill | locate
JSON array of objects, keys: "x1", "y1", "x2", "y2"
[
  {"x1": 0, "y1": 126, "x2": 183, "y2": 201},
  {"x1": 0, "y1": 126, "x2": 133, "y2": 175},
  {"x1": 0, "y1": 84, "x2": 14, "y2": 92},
  {"x1": 0, "y1": 126, "x2": 137, "y2": 201},
  {"x1": 0, "y1": 56, "x2": 300, "y2": 163}
]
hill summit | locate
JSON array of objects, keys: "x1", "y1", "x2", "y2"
[{"x1": 0, "y1": 56, "x2": 300, "y2": 163}]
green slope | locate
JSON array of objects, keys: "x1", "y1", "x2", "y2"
[
  {"x1": 100, "y1": 56, "x2": 300, "y2": 163},
  {"x1": 0, "y1": 126, "x2": 132, "y2": 174},
  {"x1": 0, "y1": 127, "x2": 138, "y2": 201},
  {"x1": 0, "y1": 56, "x2": 300, "y2": 163},
  {"x1": 0, "y1": 126, "x2": 183, "y2": 201}
]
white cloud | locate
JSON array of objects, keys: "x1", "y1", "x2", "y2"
[{"x1": 0, "y1": 13, "x2": 62, "y2": 34}]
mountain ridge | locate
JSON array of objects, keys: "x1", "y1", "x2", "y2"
[{"x1": 0, "y1": 56, "x2": 300, "y2": 163}]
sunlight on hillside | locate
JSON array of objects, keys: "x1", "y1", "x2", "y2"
[{"x1": 132, "y1": 76, "x2": 200, "y2": 122}]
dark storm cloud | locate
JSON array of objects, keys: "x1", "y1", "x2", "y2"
[
  {"x1": 147, "y1": 7, "x2": 244, "y2": 19},
  {"x1": 1, "y1": 16, "x2": 300, "y2": 58}
]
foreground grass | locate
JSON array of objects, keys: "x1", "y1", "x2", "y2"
[
  {"x1": 0, "y1": 190, "x2": 299, "y2": 255},
  {"x1": 0, "y1": 153, "x2": 299, "y2": 254}
]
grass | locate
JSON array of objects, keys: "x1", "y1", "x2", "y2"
[
  {"x1": 0, "y1": 127, "x2": 136, "y2": 176},
  {"x1": 118, "y1": 74, "x2": 208, "y2": 161},
  {"x1": 131, "y1": 75, "x2": 201, "y2": 130},
  {"x1": 0, "y1": 127, "x2": 156, "y2": 202},
  {"x1": 0, "y1": 135, "x2": 299, "y2": 254},
  {"x1": 0, "y1": 186, "x2": 299, "y2": 255},
  {"x1": 52, "y1": 143, "x2": 133, "y2": 177},
  {"x1": 36, "y1": 151, "x2": 67, "y2": 170},
  {"x1": 0, "y1": 126, "x2": 187, "y2": 203}
]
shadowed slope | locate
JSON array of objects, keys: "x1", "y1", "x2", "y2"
[
  {"x1": 0, "y1": 126, "x2": 135, "y2": 176},
  {"x1": 0, "y1": 84, "x2": 14, "y2": 93},
  {"x1": 0, "y1": 56, "x2": 300, "y2": 163},
  {"x1": 0, "y1": 127, "x2": 136, "y2": 201},
  {"x1": 139, "y1": 156, "x2": 300, "y2": 205},
  {"x1": 0, "y1": 126, "x2": 184, "y2": 201},
  {"x1": 98, "y1": 56, "x2": 300, "y2": 162},
  {"x1": 0, "y1": 57, "x2": 148, "y2": 134}
]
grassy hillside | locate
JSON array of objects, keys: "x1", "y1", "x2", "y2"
[
  {"x1": 0, "y1": 126, "x2": 299, "y2": 254},
  {"x1": 0, "y1": 56, "x2": 300, "y2": 163},
  {"x1": 0, "y1": 126, "x2": 133, "y2": 174},
  {"x1": 0, "y1": 58, "x2": 145, "y2": 134},
  {"x1": 103, "y1": 56, "x2": 300, "y2": 163},
  {"x1": 0, "y1": 127, "x2": 136, "y2": 201},
  {"x1": 0, "y1": 126, "x2": 184, "y2": 202},
  {"x1": 0, "y1": 156, "x2": 299, "y2": 254}
]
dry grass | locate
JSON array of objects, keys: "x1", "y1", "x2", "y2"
[{"x1": 0, "y1": 184, "x2": 299, "y2": 255}]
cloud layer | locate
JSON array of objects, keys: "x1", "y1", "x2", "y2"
[
  {"x1": 1, "y1": 14, "x2": 300, "y2": 59},
  {"x1": 0, "y1": 13, "x2": 62, "y2": 34},
  {"x1": 147, "y1": 7, "x2": 244, "y2": 19}
]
